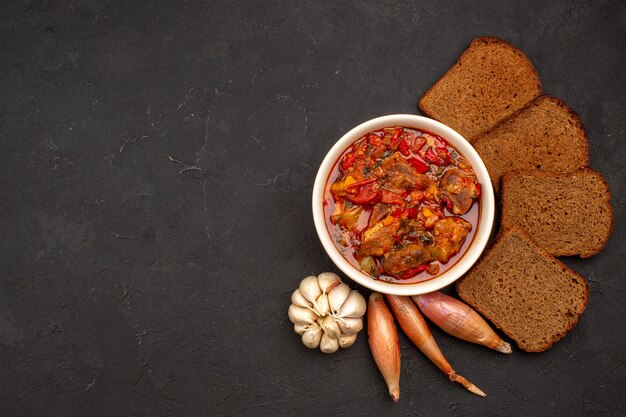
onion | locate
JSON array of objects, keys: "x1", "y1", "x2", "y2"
[
  {"x1": 385, "y1": 295, "x2": 486, "y2": 397},
  {"x1": 367, "y1": 293, "x2": 401, "y2": 402}
]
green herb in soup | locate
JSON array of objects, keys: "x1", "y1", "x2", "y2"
[{"x1": 323, "y1": 127, "x2": 481, "y2": 283}]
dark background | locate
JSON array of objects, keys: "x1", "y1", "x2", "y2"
[{"x1": 1, "y1": 1, "x2": 624, "y2": 416}]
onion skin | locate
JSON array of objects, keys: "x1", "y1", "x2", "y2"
[
  {"x1": 385, "y1": 295, "x2": 486, "y2": 397},
  {"x1": 413, "y1": 292, "x2": 511, "y2": 354},
  {"x1": 367, "y1": 293, "x2": 401, "y2": 402}
]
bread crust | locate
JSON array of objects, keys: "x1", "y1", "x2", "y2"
[
  {"x1": 456, "y1": 226, "x2": 590, "y2": 352},
  {"x1": 500, "y1": 168, "x2": 614, "y2": 257},
  {"x1": 426, "y1": 37, "x2": 609, "y2": 353},
  {"x1": 471, "y1": 95, "x2": 590, "y2": 192},
  {"x1": 471, "y1": 94, "x2": 590, "y2": 153},
  {"x1": 419, "y1": 36, "x2": 541, "y2": 138}
]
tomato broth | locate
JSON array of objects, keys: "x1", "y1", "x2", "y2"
[{"x1": 323, "y1": 127, "x2": 481, "y2": 284}]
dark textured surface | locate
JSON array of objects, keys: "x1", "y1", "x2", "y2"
[{"x1": 1, "y1": 1, "x2": 624, "y2": 416}]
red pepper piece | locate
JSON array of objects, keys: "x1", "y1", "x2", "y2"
[
  {"x1": 407, "y1": 157, "x2": 429, "y2": 173},
  {"x1": 391, "y1": 208, "x2": 403, "y2": 218},
  {"x1": 381, "y1": 189, "x2": 405, "y2": 205},
  {"x1": 423, "y1": 147, "x2": 449, "y2": 166},
  {"x1": 340, "y1": 152, "x2": 357, "y2": 170},
  {"x1": 411, "y1": 138, "x2": 427, "y2": 153},
  {"x1": 390, "y1": 128, "x2": 403, "y2": 147},
  {"x1": 400, "y1": 131, "x2": 427, "y2": 153},
  {"x1": 431, "y1": 134, "x2": 447, "y2": 149},
  {"x1": 437, "y1": 147, "x2": 450, "y2": 165},
  {"x1": 398, "y1": 140, "x2": 410, "y2": 156},
  {"x1": 423, "y1": 148, "x2": 437, "y2": 163},
  {"x1": 397, "y1": 264, "x2": 427, "y2": 280},
  {"x1": 475, "y1": 183, "x2": 482, "y2": 198},
  {"x1": 346, "y1": 182, "x2": 381, "y2": 205},
  {"x1": 406, "y1": 207, "x2": 419, "y2": 219},
  {"x1": 367, "y1": 133, "x2": 383, "y2": 147}
]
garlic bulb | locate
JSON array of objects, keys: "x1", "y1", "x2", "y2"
[{"x1": 288, "y1": 272, "x2": 366, "y2": 354}]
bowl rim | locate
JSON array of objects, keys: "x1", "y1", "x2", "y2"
[{"x1": 312, "y1": 114, "x2": 495, "y2": 296}]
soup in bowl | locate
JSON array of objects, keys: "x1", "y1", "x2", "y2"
[{"x1": 312, "y1": 115, "x2": 494, "y2": 296}]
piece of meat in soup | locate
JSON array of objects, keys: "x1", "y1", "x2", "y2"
[
  {"x1": 382, "y1": 243, "x2": 433, "y2": 276},
  {"x1": 439, "y1": 168, "x2": 479, "y2": 215},
  {"x1": 359, "y1": 216, "x2": 401, "y2": 257},
  {"x1": 431, "y1": 217, "x2": 472, "y2": 263},
  {"x1": 381, "y1": 153, "x2": 431, "y2": 191},
  {"x1": 368, "y1": 203, "x2": 391, "y2": 227}
]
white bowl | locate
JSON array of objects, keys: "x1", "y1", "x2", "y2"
[{"x1": 312, "y1": 114, "x2": 495, "y2": 296}]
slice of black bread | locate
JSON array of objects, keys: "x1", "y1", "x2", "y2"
[
  {"x1": 456, "y1": 227, "x2": 589, "y2": 352},
  {"x1": 500, "y1": 168, "x2": 614, "y2": 258},
  {"x1": 419, "y1": 36, "x2": 541, "y2": 139},
  {"x1": 472, "y1": 95, "x2": 589, "y2": 191}
]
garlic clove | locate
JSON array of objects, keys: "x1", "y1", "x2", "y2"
[
  {"x1": 291, "y1": 289, "x2": 313, "y2": 309},
  {"x1": 317, "y1": 272, "x2": 341, "y2": 294},
  {"x1": 337, "y1": 317, "x2": 364, "y2": 335},
  {"x1": 294, "y1": 323, "x2": 309, "y2": 335},
  {"x1": 320, "y1": 332, "x2": 339, "y2": 354},
  {"x1": 289, "y1": 273, "x2": 366, "y2": 353},
  {"x1": 299, "y1": 276, "x2": 322, "y2": 303},
  {"x1": 315, "y1": 293, "x2": 330, "y2": 316},
  {"x1": 302, "y1": 326, "x2": 323, "y2": 349},
  {"x1": 338, "y1": 333, "x2": 357, "y2": 349},
  {"x1": 337, "y1": 291, "x2": 367, "y2": 318},
  {"x1": 321, "y1": 315, "x2": 341, "y2": 338},
  {"x1": 328, "y1": 283, "x2": 351, "y2": 314},
  {"x1": 288, "y1": 304, "x2": 318, "y2": 325}
]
